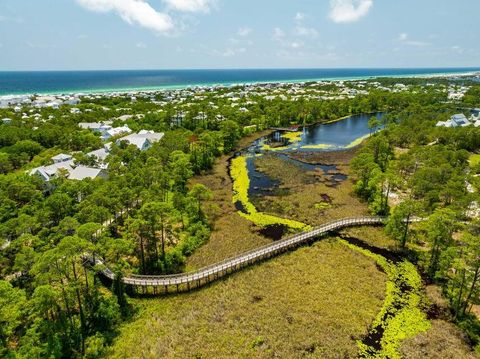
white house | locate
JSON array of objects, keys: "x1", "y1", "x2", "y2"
[
  {"x1": 101, "y1": 125, "x2": 132, "y2": 141},
  {"x1": 68, "y1": 166, "x2": 108, "y2": 181},
  {"x1": 436, "y1": 114, "x2": 471, "y2": 128},
  {"x1": 30, "y1": 153, "x2": 108, "y2": 182},
  {"x1": 117, "y1": 130, "x2": 164, "y2": 151},
  {"x1": 30, "y1": 158, "x2": 75, "y2": 182},
  {"x1": 52, "y1": 153, "x2": 73, "y2": 164},
  {"x1": 87, "y1": 143, "x2": 111, "y2": 168},
  {"x1": 79, "y1": 122, "x2": 110, "y2": 131},
  {"x1": 1, "y1": 118, "x2": 12, "y2": 124}
]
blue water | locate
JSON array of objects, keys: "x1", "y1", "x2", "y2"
[
  {"x1": 299, "y1": 112, "x2": 384, "y2": 149},
  {"x1": 262, "y1": 113, "x2": 384, "y2": 151},
  {"x1": 0, "y1": 68, "x2": 479, "y2": 96}
]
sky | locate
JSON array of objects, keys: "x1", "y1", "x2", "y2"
[{"x1": 0, "y1": 0, "x2": 479, "y2": 71}]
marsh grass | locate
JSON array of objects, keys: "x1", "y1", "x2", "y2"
[
  {"x1": 253, "y1": 154, "x2": 369, "y2": 227},
  {"x1": 188, "y1": 154, "x2": 271, "y2": 269},
  {"x1": 400, "y1": 320, "x2": 478, "y2": 359},
  {"x1": 107, "y1": 239, "x2": 386, "y2": 359}
]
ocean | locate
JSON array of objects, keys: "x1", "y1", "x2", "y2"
[{"x1": 0, "y1": 68, "x2": 479, "y2": 96}]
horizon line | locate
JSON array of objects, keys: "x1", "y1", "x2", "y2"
[{"x1": 1, "y1": 66, "x2": 480, "y2": 73}]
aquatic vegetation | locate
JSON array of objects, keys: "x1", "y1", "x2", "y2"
[
  {"x1": 345, "y1": 134, "x2": 371, "y2": 149},
  {"x1": 300, "y1": 143, "x2": 336, "y2": 150},
  {"x1": 261, "y1": 131, "x2": 303, "y2": 152},
  {"x1": 231, "y1": 156, "x2": 310, "y2": 231},
  {"x1": 262, "y1": 144, "x2": 290, "y2": 152},
  {"x1": 339, "y1": 239, "x2": 430, "y2": 359},
  {"x1": 281, "y1": 131, "x2": 303, "y2": 143}
]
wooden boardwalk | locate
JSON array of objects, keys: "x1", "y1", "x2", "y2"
[{"x1": 94, "y1": 216, "x2": 385, "y2": 295}]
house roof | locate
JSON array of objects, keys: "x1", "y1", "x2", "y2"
[
  {"x1": 117, "y1": 131, "x2": 164, "y2": 150},
  {"x1": 51, "y1": 153, "x2": 72, "y2": 162},
  {"x1": 79, "y1": 122, "x2": 105, "y2": 129},
  {"x1": 452, "y1": 114, "x2": 467, "y2": 120},
  {"x1": 68, "y1": 166, "x2": 104, "y2": 181},
  {"x1": 87, "y1": 148, "x2": 109, "y2": 161},
  {"x1": 30, "y1": 160, "x2": 74, "y2": 180}
]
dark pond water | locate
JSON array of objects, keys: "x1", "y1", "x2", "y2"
[
  {"x1": 298, "y1": 113, "x2": 385, "y2": 149},
  {"x1": 245, "y1": 113, "x2": 384, "y2": 154}
]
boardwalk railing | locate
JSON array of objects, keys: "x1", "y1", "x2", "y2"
[{"x1": 93, "y1": 216, "x2": 386, "y2": 295}]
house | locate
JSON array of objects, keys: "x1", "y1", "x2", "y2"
[
  {"x1": 51, "y1": 153, "x2": 73, "y2": 164},
  {"x1": 30, "y1": 158, "x2": 74, "y2": 182},
  {"x1": 79, "y1": 122, "x2": 110, "y2": 131},
  {"x1": 87, "y1": 144, "x2": 111, "y2": 168},
  {"x1": 101, "y1": 125, "x2": 131, "y2": 141},
  {"x1": 1, "y1": 118, "x2": 12, "y2": 124},
  {"x1": 117, "y1": 130, "x2": 164, "y2": 151},
  {"x1": 30, "y1": 152, "x2": 108, "y2": 182},
  {"x1": 436, "y1": 114, "x2": 471, "y2": 128},
  {"x1": 79, "y1": 122, "x2": 131, "y2": 140},
  {"x1": 68, "y1": 166, "x2": 108, "y2": 181}
]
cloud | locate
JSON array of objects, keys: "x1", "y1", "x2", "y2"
[
  {"x1": 397, "y1": 33, "x2": 429, "y2": 47},
  {"x1": 294, "y1": 12, "x2": 305, "y2": 22},
  {"x1": 76, "y1": 0, "x2": 174, "y2": 34},
  {"x1": 329, "y1": 0, "x2": 373, "y2": 23},
  {"x1": 0, "y1": 14, "x2": 24, "y2": 23},
  {"x1": 213, "y1": 47, "x2": 246, "y2": 57},
  {"x1": 289, "y1": 41, "x2": 304, "y2": 49},
  {"x1": 273, "y1": 27, "x2": 285, "y2": 41},
  {"x1": 163, "y1": 0, "x2": 215, "y2": 13},
  {"x1": 136, "y1": 42, "x2": 147, "y2": 48},
  {"x1": 295, "y1": 26, "x2": 318, "y2": 38},
  {"x1": 237, "y1": 27, "x2": 252, "y2": 37}
]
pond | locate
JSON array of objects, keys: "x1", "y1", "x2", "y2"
[
  {"x1": 241, "y1": 113, "x2": 383, "y2": 195},
  {"x1": 264, "y1": 112, "x2": 385, "y2": 151},
  {"x1": 232, "y1": 113, "x2": 382, "y2": 239}
]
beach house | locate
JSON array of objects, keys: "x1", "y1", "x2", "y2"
[{"x1": 116, "y1": 130, "x2": 164, "y2": 151}]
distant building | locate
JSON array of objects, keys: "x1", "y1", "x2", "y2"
[
  {"x1": 436, "y1": 114, "x2": 471, "y2": 128},
  {"x1": 171, "y1": 112, "x2": 186, "y2": 127},
  {"x1": 1, "y1": 118, "x2": 12, "y2": 124},
  {"x1": 79, "y1": 122, "x2": 111, "y2": 131}
]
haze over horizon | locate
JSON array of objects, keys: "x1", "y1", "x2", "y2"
[{"x1": 0, "y1": 0, "x2": 479, "y2": 71}]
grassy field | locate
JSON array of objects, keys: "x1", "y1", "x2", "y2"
[{"x1": 107, "y1": 239, "x2": 387, "y2": 359}]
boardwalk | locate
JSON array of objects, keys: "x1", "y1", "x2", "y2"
[{"x1": 94, "y1": 216, "x2": 385, "y2": 295}]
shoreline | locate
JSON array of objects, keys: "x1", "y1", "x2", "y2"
[{"x1": 0, "y1": 69, "x2": 478, "y2": 98}]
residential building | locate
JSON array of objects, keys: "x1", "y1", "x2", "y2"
[{"x1": 117, "y1": 130, "x2": 164, "y2": 151}]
